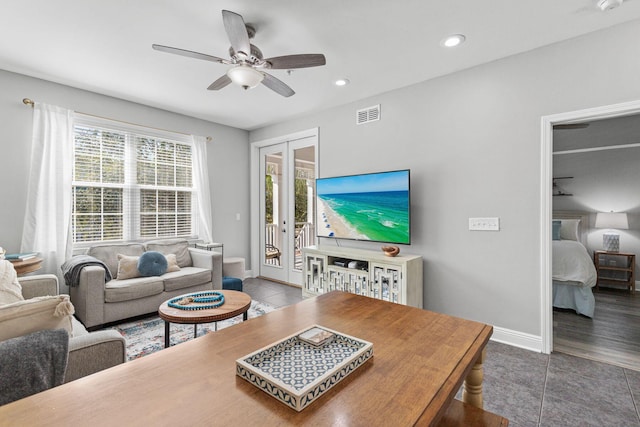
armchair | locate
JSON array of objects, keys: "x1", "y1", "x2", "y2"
[{"x1": 16, "y1": 274, "x2": 126, "y2": 383}]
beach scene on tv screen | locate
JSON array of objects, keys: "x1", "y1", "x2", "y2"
[{"x1": 316, "y1": 170, "x2": 410, "y2": 244}]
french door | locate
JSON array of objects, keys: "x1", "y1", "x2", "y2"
[{"x1": 259, "y1": 136, "x2": 317, "y2": 285}]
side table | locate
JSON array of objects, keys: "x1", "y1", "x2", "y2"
[
  {"x1": 195, "y1": 242, "x2": 224, "y2": 259},
  {"x1": 593, "y1": 251, "x2": 636, "y2": 293},
  {"x1": 11, "y1": 257, "x2": 43, "y2": 276}
]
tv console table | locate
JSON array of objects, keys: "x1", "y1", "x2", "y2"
[{"x1": 302, "y1": 245, "x2": 423, "y2": 308}]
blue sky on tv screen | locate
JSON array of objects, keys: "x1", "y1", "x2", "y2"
[{"x1": 317, "y1": 170, "x2": 408, "y2": 195}]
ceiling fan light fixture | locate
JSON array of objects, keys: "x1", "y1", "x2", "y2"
[
  {"x1": 227, "y1": 64, "x2": 264, "y2": 89},
  {"x1": 597, "y1": 0, "x2": 623, "y2": 11},
  {"x1": 441, "y1": 34, "x2": 466, "y2": 48}
]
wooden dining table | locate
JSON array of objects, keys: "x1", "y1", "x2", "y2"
[{"x1": 0, "y1": 291, "x2": 493, "y2": 426}]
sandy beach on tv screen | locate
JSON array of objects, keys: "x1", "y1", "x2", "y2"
[{"x1": 317, "y1": 199, "x2": 366, "y2": 240}]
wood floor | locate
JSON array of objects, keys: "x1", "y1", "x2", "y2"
[{"x1": 553, "y1": 287, "x2": 640, "y2": 371}]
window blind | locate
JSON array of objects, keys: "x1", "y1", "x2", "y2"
[{"x1": 72, "y1": 119, "x2": 196, "y2": 245}]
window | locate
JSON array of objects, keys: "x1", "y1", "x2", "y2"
[{"x1": 72, "y1": 117, "x2": 196, "y2": 245}]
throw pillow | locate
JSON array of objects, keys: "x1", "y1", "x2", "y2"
[
  {"x1": 137, "y1": 251, "x2": 168, "y2": 277},
  {"x1": 0, "y1": 260, "x2": 23, "y2": 305},
  {"x1": 165, "y1": 254, "x2": 181, "y2": 273},
  {"x1": 559, "y1": 219, "x2": 580, "y2": 241},
  {"x1": 117, "y1": 254, "x2": 140, "y2": 280},
  {"x1": 0, "y1": 295, "x2": 74, "y2": 342},
  {"x1": 552, "y1": 220, "x2": 561, "y2": 241}
]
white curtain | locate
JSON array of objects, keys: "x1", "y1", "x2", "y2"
[
  {"x1": 192, "y1": 135, "x2": 213, "y2": 243},
  {"x1": 21, "y1": 103, "x2": 74, "y2": 281}
]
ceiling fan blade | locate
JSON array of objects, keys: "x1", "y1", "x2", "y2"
[
  {"x1": 266, "y1": 54, "x2": 327, "y2": 69},
  {"x1": 261, "y1": 72, "x2": 295, "y2": 97},
  {"x1": 554, "y1": 123, "x2": 590, "y2": 130},
  {"x1": 152, "y1": 44, "x2": 226, "y2": 63},
  {"x1": 222, "y1": 10, "x2": 251, "y2": 57},
  {"x1": 207, "y1": 74, "x2": 232, "y2": 90}
]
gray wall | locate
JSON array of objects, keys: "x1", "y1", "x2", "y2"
[
  {"x1": 0, "y1": 70, "x2": 251, "y2": 273},
  {"x1": 250, "y1": 20, "x2": 640, "y2": 337}
]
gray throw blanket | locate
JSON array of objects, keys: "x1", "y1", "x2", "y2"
[
  {"x1": 61, "y1": 255, "x2": 112, "y2": 287},
  {"x1": 0, "y1": 329, "x2": 69, "y2": 405}
]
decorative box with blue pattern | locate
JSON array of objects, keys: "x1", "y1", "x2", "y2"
[{"x1": 236, "y1": 325, "x2": 373, "y2": 411}]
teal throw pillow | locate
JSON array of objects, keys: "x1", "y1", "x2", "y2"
[
  {"x1": 137, "y1": 251, "x2": 168, "y2": 277},
  {"x1": 552, "y1": 220, "x2": 562, "y2": 240}
]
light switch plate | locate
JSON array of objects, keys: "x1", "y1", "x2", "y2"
[{"x1": 469, "y1": 217, "x2": 500, "y2": 231}]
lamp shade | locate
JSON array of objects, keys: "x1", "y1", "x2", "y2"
[
  {"x1": 595, "y1": 212, "x2": 629, "y2": 229},
  {"x1": 227, "y1": 65, "x2": 264, "y2": 89}
]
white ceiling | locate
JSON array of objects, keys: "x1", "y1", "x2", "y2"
[{"x1": 2, "y1": 1, "x2": 640, "y2": 131}]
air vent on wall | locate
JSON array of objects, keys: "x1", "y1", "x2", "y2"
[{"x1": 356, "y1": 104, "x2": 380, "y2": 125}]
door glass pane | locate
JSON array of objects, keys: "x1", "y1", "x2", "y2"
[
  {"x1": 265, "y1": 153, "x2": 282, "y2": 266},
  {"x1": 293, "y1": 146, "x2": 316, "y2": 271}
]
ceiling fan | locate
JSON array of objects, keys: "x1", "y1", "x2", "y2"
[{"x1": 152, "y1": 10, "x2": 326, "y2": 97}]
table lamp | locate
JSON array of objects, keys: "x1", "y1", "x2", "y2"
[{"x1": 595, "y1": 211, "x2": 628, "y2": 252}]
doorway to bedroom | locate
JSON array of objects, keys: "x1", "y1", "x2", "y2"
[{"x1": 546, "y1": 104, "x2": 640, "y2": 370}]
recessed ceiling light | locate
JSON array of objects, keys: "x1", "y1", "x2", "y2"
[
  {"x1": 441, "y1": 34, "x2": 466, "y2": 48},
  {"x1": 335, "y1": 78, "x2": 350, "y2": 86}
]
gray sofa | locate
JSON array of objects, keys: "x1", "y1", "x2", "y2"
[
  {"x1": 69, "y1": 239, "x2": 222, "y2": 330},
  {"x1": 18, "y1": 274, "x2": 126, "y2": 383}
]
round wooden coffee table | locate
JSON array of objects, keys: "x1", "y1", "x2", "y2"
[{"x1": 158, "y1": 290, "x2": 251, "y2": 348}]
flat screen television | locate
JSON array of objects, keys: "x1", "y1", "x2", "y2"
[{"x1": 316, "y1": 169, "x2": 410, "y2": 244}]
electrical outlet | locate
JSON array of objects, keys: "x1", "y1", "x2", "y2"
[{"x1": 469, "y1": 217, "x2": 500, "y2": 231}]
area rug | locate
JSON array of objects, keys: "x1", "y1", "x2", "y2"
[{"x1": 109, "y1": 300, "x2": 275, "y2": 361}]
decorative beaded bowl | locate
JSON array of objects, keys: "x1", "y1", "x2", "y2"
[{"x1": 167, "y1": 291, "x2": 225, "y2": 311}]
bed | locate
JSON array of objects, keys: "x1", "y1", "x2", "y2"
[{"x1": 552, "y1": 213, "x2": 597, "y2": 317}]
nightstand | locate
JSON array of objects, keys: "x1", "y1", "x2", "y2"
[{"x1": 593, "y1": 251, "x2": 636, "y2": 293}]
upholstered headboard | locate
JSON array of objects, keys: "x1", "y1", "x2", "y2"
[{"x1": 553, "y1": 211, "x2": 591, "y2": 248}]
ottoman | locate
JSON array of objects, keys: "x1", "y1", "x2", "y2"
[{"x1": 222, "y1": 277, "x2": 243, "y2": 292}]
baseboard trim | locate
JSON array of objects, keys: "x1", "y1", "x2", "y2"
[{"x1": 491, "y1": 326, "x2": 544, "y2": 353}]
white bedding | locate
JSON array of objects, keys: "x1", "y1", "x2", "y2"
[
  {"x1": 552, "y1": 240, "x2": 596, "y2": 288},
  {"x1": 552, "y1": 240, "x2": 597, "y2": 318}
]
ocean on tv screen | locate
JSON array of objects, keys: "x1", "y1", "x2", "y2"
[{"x1": 317, "y1": 190, "x2": 409, "y2": 243}]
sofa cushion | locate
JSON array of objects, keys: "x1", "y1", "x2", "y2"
[
  {"x1": 0, "y1": 260, "x2": 23, "y2": 305},
  {"x1": 88, "y1": 243, "x2": 145, "y2": 279},
  {"x1": 104, "y1": 277, "x2": 164, "y2": 303},
  {"x1": 162, "y1": 267, "x2": 212, "y2": 292},
  {"x1": 117, "y1": 254, "x2": 141, "y2": 280},
  {"x1": 0, "y1": 295, "x2": 74, "y2": 342},
  {"x1": 138, "y1": 251, "x2": 168, "y2": 277},
  {"x1": 145, "y1": 239, "x2": 192, "y2": 268}
]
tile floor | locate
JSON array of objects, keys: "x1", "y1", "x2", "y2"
[{"x1": 243, "y1": 277, "x2": 640, "y2": 426}]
